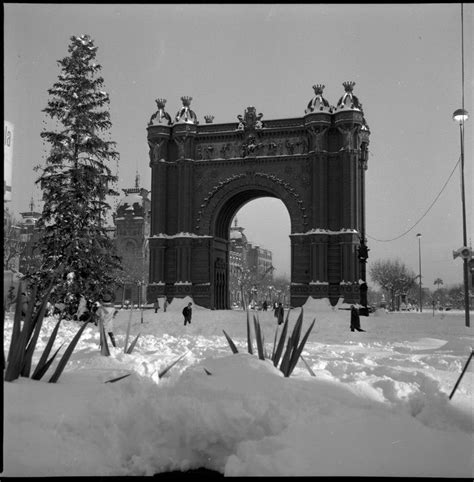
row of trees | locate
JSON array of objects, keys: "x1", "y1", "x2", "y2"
[{"x1": 369, "y1": 258, "x2": 467, "y2": 310}]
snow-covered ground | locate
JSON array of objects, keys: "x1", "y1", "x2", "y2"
[{"x1": 3, "y1": 297, "x2": 473, "y2": 477}]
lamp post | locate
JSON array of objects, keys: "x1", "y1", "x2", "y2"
[
  {"x1": 453, "y1": 108, "x2": 470, "y2": 327},
  {"x1": 416, "y1": 233, "x2": 422, "y2": 312}
]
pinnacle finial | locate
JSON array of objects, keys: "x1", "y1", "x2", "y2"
[
  {"x1": 312, "y1": 84, "x2": 325, "y2": 95},
  {"x1": 343, "y1": 81, "x2": 356, "y2": 93},
  {"x1": 181, "y1": 96, "x2": 193, "y2": 107},
  {"x1": 155, "y1": 98, "x2": 167, "y2": 109},
  {"x1": 135, "y1": 171, "x2": 140, "y2": 188},
  {"x1": 204, "y1": 115, "x2": 214, "y2": 124}
]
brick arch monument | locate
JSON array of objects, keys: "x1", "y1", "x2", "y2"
[{"x1": 146, "y1": 83, "x2": 370, "y2": 309}]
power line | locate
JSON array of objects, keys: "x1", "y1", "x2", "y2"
[{"x1": 367, "y1": 156, "x2": 461, "y2": 242}]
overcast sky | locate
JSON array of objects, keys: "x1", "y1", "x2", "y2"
[{"x1": 4, "y1": 4, "x2": 473, "y2": 287}]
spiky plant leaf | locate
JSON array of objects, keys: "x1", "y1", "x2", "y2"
[
  {"x1": 246, "y1": 310, "x2": 253, "y2": 355},
  {"x1": 22, "y1": 283, "x2": 55, "y2": 377},
  {"x1": 204, "y1": 368, "x2": 212, "y2": 375},
  {"x1": 279, "y1": 336, "x2": 294, "y2": 376},
  {"x1": 223, "y1": 329, "x2": 239, "y2": 354},
  {"x1": 5, "y1": 285, "x2": 26, "y2": 379},
  {"x1": 271, "y1": 324, "x2": 279, "y2": 361},
  {"x1": 31, "y1": 318, "x2": 62, "y2": 379},
  {"x1": 288, "y1": 319, "x2": 316, "y2": 376},
  {"x1": 31, "y1": 343, "x2": 64, "y2": 381},
  {"x1": 48, "y1": 320, "x2": 88, "y2": 383},
  {"x1": 5, "y1": 285, "x2": 38, "y2": 381},
  {"x1": 286, "y1": 310, "x2": 305, "y2": 372},
  {"x1": 105, "y1": 373, "x2": 131, "y2": 383},
  {"x1": 253, "y1": 315, "x2": 265, "y2": 360},
  {"x1": 158, "y1": 352, "x2": 187, "y2": 378},
  {"x1": 272, "y1": 317, "x2": 289, "y2": 367},
  {"x1": 125, "y1": 333, "x2": 141, "y2": 354}
]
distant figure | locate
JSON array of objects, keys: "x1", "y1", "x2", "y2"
[
  {"x1": 350, "y1": 305, "x2": 365, "y2": 332},
  {"x1": 163, "y1": 299, "x2": 168, "y2": 312},
  {"x1": 274, "y1": 302, "x2": 284, "y2": 325},
  {"x1": 182, "y1": 302, "x2": 193, "y2": 326},
  {"x1": 97, "y1": 293, "x2": 117, "y2": 347},
  {"x1": 262, "y1": 300, "x2": 268, "y2": 311},
  {"x1": 153, "y1": 298, "x2": 160, "y2": 314}
]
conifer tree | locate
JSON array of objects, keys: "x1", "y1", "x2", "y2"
[{"x1": 30, "y1": 34, "x2": 122, "y2": 305}]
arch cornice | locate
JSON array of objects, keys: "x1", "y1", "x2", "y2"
[{"x1": 194, "y1": 172, "x2": 308, "y2": 236}]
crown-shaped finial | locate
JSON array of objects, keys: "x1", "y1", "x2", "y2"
[
  {"x1": 343, "y1": 81, "x2": 356, "y2": 93},
  {"x1": 155, "y1": 98, "x2": 167, "y2": 109},
  {"x1": 312, "y1": 84, "x2": 325, "y2": 95},
  {"x1": 181, "y1": 96, "x2": 193, "y2": 107},
  {"x1": 204, "y1": 115, "x2": 214, "y2": 124}
]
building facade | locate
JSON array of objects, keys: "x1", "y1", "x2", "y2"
[
  {"x1": 112, "y1": 177, "x2": 151, "y2": 305},
  {"x1": 146, "y1": 83, "x2": 370, "y2": 309}
]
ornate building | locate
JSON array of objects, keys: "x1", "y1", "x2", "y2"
[
  {"x1": 146, "y1": 83, "x2": 370, "y2": 309},
  {"x1": 228, "y1": 218, "x2": 274, "y2": 307},
  {"x1": 112, "y1": 175, "x2": 151, "y2": 305}
]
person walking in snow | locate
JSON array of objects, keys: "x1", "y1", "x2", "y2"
[
  {"x1": 350, "y1": 305, "x2": 365, "y2": 332},
  {"x1": 182, "y1": 302, "x2": 192, "y2": 326},
  {"x1": 153, "y1": 298, "x2": 160, "y2": 314},
  {"x1": 274, "y1": 302, "x2": 284, "y2": 325},
  {"x1": 97, "y1": 293, "x2": 118, "y2": 347}
]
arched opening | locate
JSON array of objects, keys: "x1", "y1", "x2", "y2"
[{"x1": 212, "y1": 190, "x2": 291, "y2": 310}]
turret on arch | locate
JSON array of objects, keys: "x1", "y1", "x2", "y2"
[{"x1": 146, "y1": 83, "x2": 371, "y2": 309}]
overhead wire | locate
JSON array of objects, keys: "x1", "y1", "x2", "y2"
[{"x1": 367, "y1": 156, "x2": 461, "y2": 242}]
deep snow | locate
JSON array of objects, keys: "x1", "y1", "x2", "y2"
[{"x1": 2, "y1": 297, "x2": 473, "y2": 477}]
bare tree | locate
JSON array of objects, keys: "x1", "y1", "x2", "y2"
[{"x1": 369, "y1": 258, "x2": 417, "y2": 310}]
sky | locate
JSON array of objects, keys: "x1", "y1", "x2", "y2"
[{"x1": 4, "y1": 3, "x2": 473, "y2": 287}]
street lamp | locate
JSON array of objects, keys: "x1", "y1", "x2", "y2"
[
  {"x1": 453, "y1": 108, "x2": 470, "y2": 327},
  {"x1": 416, "y1": 233, "x2": 422, "y2": 312}
]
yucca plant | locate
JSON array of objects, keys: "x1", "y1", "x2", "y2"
[
  {"x1": 4, "y1": 282, "x2": 88, "y2": 383},
  {"x1": 223, "y1": 308, "x2": 316, "y2": 377}
]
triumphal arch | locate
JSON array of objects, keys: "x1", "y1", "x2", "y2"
[{"x1": 146, "y1": 82, "x2": 370, "y2": 309}]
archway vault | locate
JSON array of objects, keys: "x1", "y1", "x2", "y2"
[
  {"x1": 146, "y1": 84, "x2": 371, "y2": 309},
  {"x1": 201, "y1": 172, "x2": 305, "y2": 239}
]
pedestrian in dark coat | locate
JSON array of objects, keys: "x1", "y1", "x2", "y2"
[
  {"x1": 274, "y1": 302, "x2": 284, "y2": 325},
  {"x1": 153, "y1": 298, "x2": 160, "y2": 314},
  {"x1": 350, "y1": 305, "x2": 365, "y2": 332},
  {"x1": 182, "y1": 302, "x2": 192, "y2": 326}
]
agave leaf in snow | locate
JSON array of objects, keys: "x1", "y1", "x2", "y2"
[
  {"x1": 31, "y1": 343, "x2": 64, "y2": 381},
  {"x1": 272, "y1": 317, "x2": 289, "y2": 367},
  {"x1": 253, "y1": 315, "x2": 265, "y2": 360},
  {"x1": 105, "y1": 373, "x2": 131, "y2": 383},
  {"x1": 158, "y1": 352, "x2": 188, "y2": 379},
  {"x1": 246, "y1": 310, "x2": 253, "y2": 355},
  {"x1": 288, "y1": 319, "x2": 316, "y2": 376},
  {"x1": 48, "y1": 320, "x2": 88, "y2": 383},
  {"x1": 126, "y1": 333, "x2": 141, "y2": 354},
  {"x1": 22, "y1": 284, "x2": 55, "y2": 377},
  {"x1": 223, "y1": 329, "x2": 239, "y2": 354},
  {"x1": 31, "y1": 318, "x2": 62, "y2": 379}
]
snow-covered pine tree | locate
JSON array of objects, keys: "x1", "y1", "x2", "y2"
[{"x1": 29, "y1": 34, "x2": 122, "y2": 305}]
